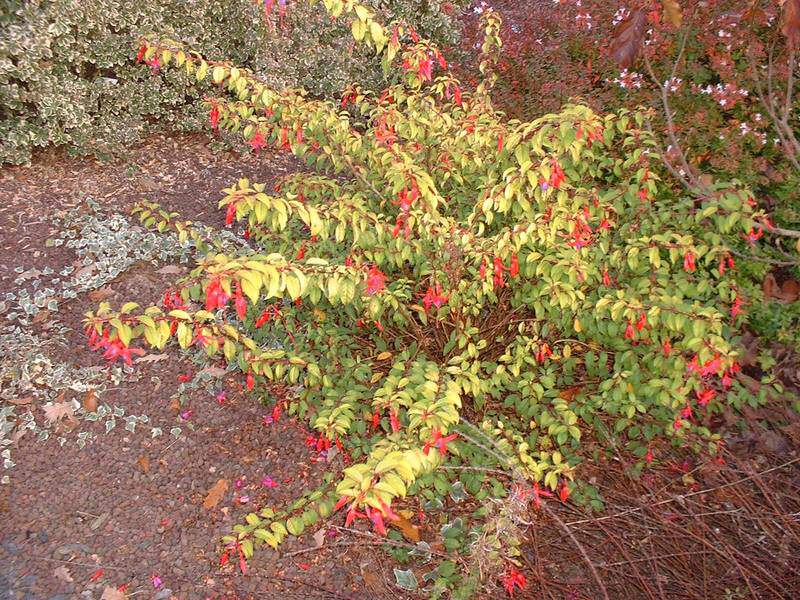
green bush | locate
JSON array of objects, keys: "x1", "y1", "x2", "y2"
[{"x1": 0, "y1": 0, "x2": 463, "y2": 165}]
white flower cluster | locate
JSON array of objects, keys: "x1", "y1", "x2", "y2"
[
  {"x1": 693, "y1": 83, "x2": 749, "y2": 108},
  {"x1": 608, "y1": 69, "x2": 644, "y2": 90}
]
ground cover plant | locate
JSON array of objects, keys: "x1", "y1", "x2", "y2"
[{"x1": 50, "y1": 0, "x2": 797, "y2": 597}]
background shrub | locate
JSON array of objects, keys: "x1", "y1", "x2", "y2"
[{"x1": 0, "y1": 0, "x2": 464, "y2": 165}]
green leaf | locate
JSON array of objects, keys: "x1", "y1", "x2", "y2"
[{"x1": 393, "y1": 568, "x2": 418, "y2": 591}]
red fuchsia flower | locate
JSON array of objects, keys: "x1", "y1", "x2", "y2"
[
  {"x1": 365, "y1": 506, "x2": 387, "y2": 536},
  {"x1": 344, "y1": 505, "x2": 367, "y2": 528},
  {"x1": 234, "y1": 285, "x2": 247, "y2": 320},
  {"x1": 296, "y1": 243, "x2": 305, "y2": 260},
  {"x1": 493, "y1": 256, "x2": 505, "y2": 288},
  {"x1": 246, "y1": 372, "x2": 255, "y2": 391},
  {"x1": 209, "y1": 105, "x2": 220, "y2": 131},
  {"x1": 558, "y1": 480, "x2": 571, "y2": 503},
  {"x1": 479, "y1": 258, "x2": 487, "y2": 279},
  {"x1": 418, "y1": 55, "x2": 433, "y2": 81},
  {"x1": 374, "y1": 320, "x2": 384, "y2": 332},
  {"x1": 636, "y1": 312, "x2": 647, "y2": 332},
  {"x1": 663, "y1": 339, "x2": 671, "y2": 356},
  {"x1": 497, "y1": 134, "x2": 504, "y2": 152},
  {"x1": 225, "y1": 202, "x2": 236, "y2": 226},
  {"x1": 535, "y1": 343, "x2": 552, "y2": 363},
  {"x1": 683, "y1": 251, "x2": 696, "y2": 273},
  {"x1": 624, "y1": 321, "x2": 636, "y2": 340},
  {"x1": 247, "y1": 129, "x2": 268, "y2": 154},
  {"x1": 204, "y1": 279, "x2": 230, "y2": 311},
  {"x1": 423, "y1": 428, "x2": 458, "y2": 456},
  {"x1": 731, "y1": 295, "x2": 745, "y2": 318},
  {"x1": 216, "y1": 391, "x2": 227, "y2": 404},
  {"x1": 100, "y1": 338, "x2": 145, "y2": 366},
  {"x1": 696, "y1": 387, "x2": 716, "y2": 406},
  {"x1": 136, "y1": 45, "x2": 147, "y2": 63},
  {"x1": 673, "y1": 417, "x2": 684, "y2": 431},
  {"x1": 145, "y1": 56, "x2": 160, "y2": 74},
  {"x1": 645, "y1": 448, "x2": 654, "y2": 464},
  {"x1": 530, "y1": 482, "x2": 553, "y2": 510},
  {"x1": 568, "y1": 219, "x2": 593, "y2": 249},
  {"x1": 178, "y1": 374, "x2": 191, "y2": 383},
  {"x1": 718, "y1": 254, "x2": 735, "y2": 275},
  {"x1": 687, "y1": 354, "x2": 723, "y2": 377},
  {"x1": 681, "y1": 405, "x2": 693, "y2": 419},
  {"x1": 549, "y1": 160, "x2": 566, "y2": 189},
  {"x1": 743, "y1": 227, "x2": 763, "y2": 245},
  {"x1": 509, "y1": 253, "x2": 519, "y2": 278},
  {"x1": 365, "y1": 265, "x2": 387, "y2": 295},
  {"x1": 255, "y1": 307, "x2": 273, "y2": 328},
  {"x1": 389, "y1": 410, "x2": 400, "y2": 432},
  {"x1": 371, "y1": 410, "x2": 380, "y2": 430},
  {"x1": 602, "y1": 269, "x2": 611, "y2": 286},
  {"x1": 422, "y1": 284, "x2": 448, "y2": 311}
]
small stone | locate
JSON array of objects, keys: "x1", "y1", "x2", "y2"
[
  {"x1": 89, "y1": 513, "x2": 110, "y2": 531},
  {"x1": 154, "y1": 589, "x2": 173, "y2": 600},
  {"x1": 1, "y1": 539, "x2": 20, "y2": 555},
  {"x1": 53, "y1": 542, "x2": 91, "y2": 557},
  {"x1": 38, "y1": 531, "x2": 49, "y2": 544}
]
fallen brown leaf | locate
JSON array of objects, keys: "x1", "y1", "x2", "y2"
[
  {"x1": 203, "y1": 479, "x2": 229, "y2": 509},
  {"x1": 198, "y1": 365, "x2": 227, "y2": 378},
  {"x1": 8, "y1": 396, "x2": 34, "y2": 405},
  {"x1": 558, "y1": 386, "x2": 582, "y2": 401},
  {"x1": 312, "y1": 528, "x2": 326, "y2": 548},
  {"x1": 390, "y1": 515, "x2": 421, "y2": 542},
  {"x1": 137, "y1": 455, "x2": 150, "y2": 473},
  {"x1": 42, "y1": 402, "x2": 75, "y2": 425},
  {"x1": 156, "y1": 265, "x2": 184, "y2": 274},
  {"x1": 763, "y1": 273, "x2": 800, "y2": 303},
  {"x1": 32, "y1": 309, "x2": 50, "y2": 324},
  {"x1": 88, "y1": 286, "x2": 115, "y2": 302},
  {"x1": 100, "y1": 585, "x2": 126, "y2": 600},
  {"x1": 134, "y1": 353, "x2": 169, "y2": 364},
  {"x1": 82, "y1": 389, "x2": 98, "y2": 412},
  {"x1": 53, "y1": 565, "x2": 74, "y2": 583}
]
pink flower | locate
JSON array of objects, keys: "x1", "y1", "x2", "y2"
[
  {"x1": 238, "y1": 495, "x2": 250, "y2": 504},
  {"x1": 151, "y1": 574, "x2": 163, "y2": 589},
  {"x1": 179, "y1": 410, "x2": 192, "y2": 421},
  {"x1": 261, "y1": 476, "x2": 278, "y2": 488},
  {"x1": 216, "y1": 391, "x2": 227, "y2": 404}
]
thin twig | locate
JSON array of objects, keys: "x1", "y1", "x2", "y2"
[
  {"x1": 27, "y1": 555, "x2": 128, "y2": 572},
  {"x1": 565, "y1": 456, "x2": 800, "y2": 526},
  {"x1": 542, "y1": 503, "x2": 610, "y2": 600}
]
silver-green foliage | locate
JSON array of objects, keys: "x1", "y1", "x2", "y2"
[{"x1": 0, "y1": 0, "x2": 462, "y2": 164}]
